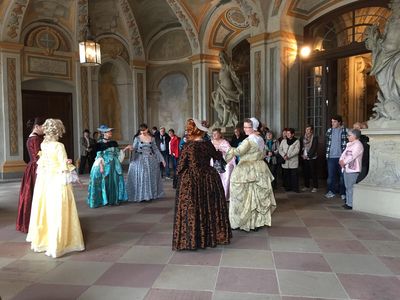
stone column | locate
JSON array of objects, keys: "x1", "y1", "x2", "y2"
[
  {"x1": 0, "y1": 43, "x2": 25, "y2": 179},
  {"x1": 353, "y1": 129, "x2": 400, "y2": 218}
]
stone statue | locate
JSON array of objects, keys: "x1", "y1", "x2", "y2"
[
  {"x1": 365, "y1": 0, "x2": 400, "y2": 127},
  {"x1": 211, "y1": 51, "x2": 243, "y2": 128},
  {"x1": 99, "y1": 71, "x2": 122, "y2": 140}
]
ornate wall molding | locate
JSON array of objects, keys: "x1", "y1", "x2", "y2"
[
  {"x1": 118, "y1": 0, "x2": 144, "y2": 57},
  {"x1": 3, "y1": 0, "x2": 29, "y2": 41},
  {"x1": 80, "y1": 67, "x2": 89, "y2": 130},
  {"x1": 165, "y1": 0, "x2": 199, "y2": 52},
  {"x1": 255, "y1": 50, "x2": 261, "y2": 119},
  {"x1": 7, "y1": 57, "x2": 18, "y2": 155},
  {"x1": 137, "y1": 73, "x2": 144, "y2": 124}
]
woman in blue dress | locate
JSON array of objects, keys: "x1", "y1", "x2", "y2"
[
  {"x1": 87, "y1": 125, "x2": 128, "y2": 208},
  {"x1": 124, "y1": 123, "x2": 166, "y2": 202}
]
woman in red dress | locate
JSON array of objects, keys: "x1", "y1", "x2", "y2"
[{"x1": 16, "y1": 117, "x2": 44, "y2": 233}]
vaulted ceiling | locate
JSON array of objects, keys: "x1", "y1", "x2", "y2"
[{"x1": 0, "y1": 0, "x2": 371, "y2": 58}]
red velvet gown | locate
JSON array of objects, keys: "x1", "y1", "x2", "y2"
[{"x1": 16, "y1": 134, "x2": 43, "y2": 233}]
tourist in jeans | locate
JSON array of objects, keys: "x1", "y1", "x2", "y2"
[
  {"x1": 325, "y1": 115, "x2": 348, "y2": 199},
  {"x1": 339, "y1": 129, "x2": 364, "y2": 209},
  {"x1": 300, "y1": 125, "x2": 319, "y2": 192}
]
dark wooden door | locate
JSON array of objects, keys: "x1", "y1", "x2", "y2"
[{"x1": 22, "y1": 90, "x2": 74, "y2": 162}]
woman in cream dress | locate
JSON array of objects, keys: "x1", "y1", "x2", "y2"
[
  {"x1": 27, "y1": 119, "x2": 85, "y2": 258},
  {"x1": 225, "y1": 118, "x2": 276, "y2": 231}
]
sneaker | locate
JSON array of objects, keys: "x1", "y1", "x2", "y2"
[
  {"x1": 342, "y1": 204, "x2": 352, "y2": 210},
  {"x1": 301, "y1": 187, "x2": 310, "y2": 192},
  {"x1": 311, "y1": 188, "x2": 318, "y2": 193},
  {"x1": 341, "y1": 194, "x2": 346, "y2": 200},
  {"x1": 325, "y1": 191, "x2": 335, "y2": 198}
]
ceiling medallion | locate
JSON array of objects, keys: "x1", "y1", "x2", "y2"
[{"x1": 226, "y1": 7, "x2": 249, "y2": 29}]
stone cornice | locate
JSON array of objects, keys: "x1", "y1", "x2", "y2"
[
  {"x1": 189, "y1": 54, "x2": 219, "y2": 64},
  {"x1": 0, "y1": 42, "x2": 24, "y2": 52},
  {"x1": 248, "y1": 31, "x2": 303, "y2": 46}
]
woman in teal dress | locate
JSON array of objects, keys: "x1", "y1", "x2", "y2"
[{"x1": 87, "y1": 125, "x2": 128, "y2": 208}]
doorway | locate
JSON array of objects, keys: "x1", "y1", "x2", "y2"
[{"x1": 22, "y1": 90, "x2": 74, "y2": 162}]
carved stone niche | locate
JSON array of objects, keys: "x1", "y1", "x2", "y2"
[{"x1": 353, "y1": 129, "x2": 400, "y2": 218}]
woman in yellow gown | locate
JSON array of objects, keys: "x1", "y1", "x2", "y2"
[{"x1": 27, "y1": 119, "x2": 85, "y2": 258}]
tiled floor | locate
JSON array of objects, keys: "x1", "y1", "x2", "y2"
[{"x1": 1, "y1": 177, "x2": 400, "y2": 300}]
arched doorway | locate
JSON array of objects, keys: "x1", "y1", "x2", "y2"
[{"x1": 302, "y1": 0, "x2": 390, "y2": 135}]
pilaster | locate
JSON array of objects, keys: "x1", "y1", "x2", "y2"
[
  {"x1": 0, "y1": 43, "x2": 25, "y2": 179},
  {"x1": 190, "y1": 54, "x2": 219, "y2": 122}
]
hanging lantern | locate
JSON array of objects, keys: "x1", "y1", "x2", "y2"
[{"x1": 79, "y1": 18, "x2": 101, "y2": 66}]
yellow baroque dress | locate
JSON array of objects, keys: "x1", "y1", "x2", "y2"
[
  {"x1": 26, "y1": 141, "x2": 85, "y2": 258},
  {"x1": 225, "y1": 135, "x2": 277, "y2": 231}
]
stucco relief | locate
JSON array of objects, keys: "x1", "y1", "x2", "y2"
[
  {"x1": 119, "y1": 0, "x2": 143, "y2": 57},
  {"x1": 81, "y1": 67, "x2": 89, "y2": 131},
  {"x1": 194, "y1": 67, "x2": 199, "y2": 118},
  {"x1": 77, "y1": 0, "x2": 88, "y2": 41},
  {"x1": 4, "y1": 0, "x2": 28, "y2": 41},
  {"x1": 362, "y1": 137, "x2": 400, "y2": 187},
  {"x1": 233, "y1": 0, "x2": 260, "y2": 27},
  {"x1": 165, "y1": 0, "x2": 199, "y2": 51},
  {"x1": 226, "y1": 7, "x2": 248, "y2": 28},
  {"x1": 148, "y1": 30, "x2": 191, "y2": 61},
  {"x1": 7, "y1": 58, "x2": 18, "y2": 155}
]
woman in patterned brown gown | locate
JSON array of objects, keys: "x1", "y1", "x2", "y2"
[
  {"x1": 173, "y1": 118, "x2": 232, "y2": 250},
  {"x1": 16, "y1": 117, "x2": 44, "y2": 233}
]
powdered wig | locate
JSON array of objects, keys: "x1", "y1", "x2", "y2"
[
  {"x1": 43, "y1": 118, "x2": 65, "y2": 141},
  {"x1": 186, "y1": 118, "x2": 205, "y2": 140}
]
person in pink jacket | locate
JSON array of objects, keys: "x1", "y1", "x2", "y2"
[{"x1": 339, "y1": 129, "x2": 364, "y2": 209}]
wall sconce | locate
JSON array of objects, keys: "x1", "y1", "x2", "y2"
[
  {"x1": 300, "y1": 46, "x2": 311, "y2": 59},
  {"x1": 79, "y1": 18, "x2": 101, "y2": 66}
]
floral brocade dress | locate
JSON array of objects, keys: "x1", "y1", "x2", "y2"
[
  {"x1": 16, "y1": 133, "x2": 43, "y2": 233},
  {"x1": 87, "y1": 140, "x2": 128, "y2": 208},
  {"x1": 173, "y1": 140, "x2": 232, "y2": 250},
  {"x1": 26, "y1": 141, "x2": 85, "y2": 258},
  {"x1": 226, "y1": 134, "x2": 276, "y2": 231}
]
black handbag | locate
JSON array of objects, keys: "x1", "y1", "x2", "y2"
[
  {"x1": 213, "y1": 158, "x2": 227, "y2": 173},
  {"x1": 276, "y1": 154, "x2": 285, "y2": 165}
]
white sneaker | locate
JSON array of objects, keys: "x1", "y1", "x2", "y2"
[
  {"x1": 301, "y1": 187, "x2": 309, "y2": 192},
  {"x1": 311, "y1": 188, "x2": 318, "y2": 193},
  {"x1": 325, "y1": 191, "x2": 335, "y2": 198},
  {"x1": 341, "y1": 194, "x2": 346, "y2": 200}
]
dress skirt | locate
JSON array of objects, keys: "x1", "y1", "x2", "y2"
[{"x1": 173, "y1": 140, "x2": 231, "y2": 250}]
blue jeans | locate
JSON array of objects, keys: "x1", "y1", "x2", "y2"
[
  {"x1": 344, "y1": 171, "x2": 359, "y2": 207},
  {"x1": 171, "y1": 156, "x2": 178, "y2": 177},
  {"x1": 327, "y1": 158, "x2": 345, "y2": 195}
]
